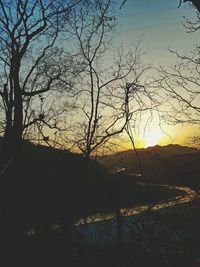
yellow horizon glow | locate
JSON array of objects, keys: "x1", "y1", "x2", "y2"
[
  {"x1": 142, "y1": 127, "x2": 164, "y2": 148},
  {"x1": 129, "y1": 123, "x2": 199, "y2": 149}
]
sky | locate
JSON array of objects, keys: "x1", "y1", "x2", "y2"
[
  {"x1": 115, "y1": 0, "x2": 199, "y2": 63},
  {"x1": 112, "y1": 0, "x2": 200, "y2": 148},
  {"x1": 116, "y1": 0, "x2": 199, "y2": 54}
]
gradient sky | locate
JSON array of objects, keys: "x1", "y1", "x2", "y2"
[
  {"x1": 113, "y1": 0, "x2": 199, "y2": 148},
  {"x1": 115, "y1": 0, "x2": 199, "y2": 64}
]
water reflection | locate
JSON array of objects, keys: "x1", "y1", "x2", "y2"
[{"x1": 75, "y1": 185, "x2": 198, "y2": 243}]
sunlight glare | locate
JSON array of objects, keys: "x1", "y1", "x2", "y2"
[{"x1": 143, "y1": 128, "x2": 163, "y2": 147}]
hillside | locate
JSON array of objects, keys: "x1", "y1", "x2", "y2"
[
  {"x1": 0, "y1": 140, "x2": 107, "y2": 184},
  {"x1": 0, "y1": 141, "x2": 188, "y2": 220},
  {"x1": 99, "y1": 144, "x2": 200, "y2": 185},
  {"x1": 0, "y1": 141, "x2": 110, "y2": 227},
  {"x1": 168, "y1": 151, "x2": 200, "y2": 187},
  {"x1": 0, "y1": 141, "x2": 197, "y2": 267}
]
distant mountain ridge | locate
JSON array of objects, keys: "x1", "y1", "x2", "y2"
[
  {"x1": 100, "y1": 143, "x2": 198, "y2": 161},
  {"x1": 115, "y1": 144, "x2": 198, "y2": 156},
  {"x1": 99, "y1": 144, "x2": 200, "y2": 184}
]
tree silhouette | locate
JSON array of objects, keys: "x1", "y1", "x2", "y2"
[
  {"x1": 156, "y1": 0, "x2": 200, "y2": 131},
  {"x1": 0, "y1": 0, "x2": 83, "y2": 169},
  {"x1": 63, "y1": 0, "x2": 157, "y2": 161},
  {"x1": 178, "y1": 0, "x2": 200, "y2": 12}
]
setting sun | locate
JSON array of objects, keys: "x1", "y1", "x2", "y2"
[{"x1": 143, "y1": 128, "x2": 164, "y2": 147}]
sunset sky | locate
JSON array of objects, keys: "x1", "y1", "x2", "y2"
[
  {"x1": 116, "y1": 0, "x2": 199, "y2": 58},
  {"x1": 113, "y1": 0, "x2": 199, "y2": 148}
]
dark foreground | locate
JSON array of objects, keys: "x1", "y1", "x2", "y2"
[
  {"x1": 3, "y1": 199, "x2": 200, "y2": 267},
  {"x1": 0, "y1": 142, "x2": 199, "y2": 266}
]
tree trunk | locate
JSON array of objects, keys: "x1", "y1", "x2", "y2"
[
  {"x1": 116, "y1": 208, "x2": 123, "y2": 247},
  {"x1": 0, "y1": 75, "x2": 24, "y2": 259},
  {"x1": 0, "y1": 73, "x2": 23, "y2": 172},
  {"x1": 13, "y1": 64, "x2": 23, "y2": 153}
]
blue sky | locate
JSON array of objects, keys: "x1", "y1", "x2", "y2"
[{"x1": 114, "y1": 0, "x2": 199, "y2": 65}]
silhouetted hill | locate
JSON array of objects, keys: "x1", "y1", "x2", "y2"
[
  {"x1": 0, "y1": 141, "x2": 186, "y2": 227},
  {"x1": 168, "y1": 151, "x2": 200, "y2": 187},
  {"x1": 99, "y1": 144, "x2": 198, "y2": 172},
  {"x1": 0, "y1": 140, "x2": 191, "y2": 267},
  {"x1": 0, "y1": 140, "x2": 107, "y2": 183},
  {"x1": 0, "y1": 141, "x2": 110, "y2": 234},
  {"x1": 99, "y1": 144, "x2": 200, "y2": 185}
]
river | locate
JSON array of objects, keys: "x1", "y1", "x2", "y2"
[{"x1": 75, "y1": 184, "x2": 199, "y2": 244}]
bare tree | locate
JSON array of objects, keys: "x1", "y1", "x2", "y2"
[
  {"x1": 0, "y1": 0, "x2": 83, "y2": 168},
  {"x1": 178, "y1": 0, "x2": 200, "y2": 13},
  {"x1": 156, "y1": 48, "x2": 200, "y2": 125},
  {"x1": 155, "y1": 0, "x2": 200, "y2": 136},
  {"x1": 119, "y1": 0, "x2": 127, "y2": 9},
  {"x1": 62, "y1": 0, "x2": 158, "y2": 161}
]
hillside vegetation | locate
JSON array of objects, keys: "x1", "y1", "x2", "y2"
[{"x1": 99, "y1": 144, "x2": 200, "y2": 186}]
